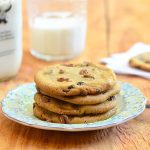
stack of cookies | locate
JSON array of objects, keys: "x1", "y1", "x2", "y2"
[{"x1": 33, "y1": 62, "x2": 120, "y2": 124}]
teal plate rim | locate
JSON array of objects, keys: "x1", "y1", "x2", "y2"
[{"x1": 1, "y1": 82, "x2": 147, "y2": 132}]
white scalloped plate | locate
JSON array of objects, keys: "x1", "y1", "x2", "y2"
[{"x1": 1, "y1": 82, "x2": 146, "y2": 131}]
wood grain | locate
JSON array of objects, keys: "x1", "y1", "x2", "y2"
[{"x1": 0, "y1": 0, "x2": 150, "y2": 149}]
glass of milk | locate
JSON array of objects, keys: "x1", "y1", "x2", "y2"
[{"x1": 27, "y1": 0, "x2": 87, "y2": 61}]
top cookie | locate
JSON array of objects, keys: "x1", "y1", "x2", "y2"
[
  {"x1": 129, "y1": 52, "x2": 150, "y2": 72},
  {"x1": 34, "y1": 62, "x2": 117, "y2": 97}
]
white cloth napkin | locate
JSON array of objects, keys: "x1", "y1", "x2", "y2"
[{"x1": 101, "y1": 43, "x2": 150, "y2": 79}]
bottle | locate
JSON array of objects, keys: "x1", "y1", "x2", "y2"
[{"x1": 0, "y1": 0, "x2": 22, "y2": 81}]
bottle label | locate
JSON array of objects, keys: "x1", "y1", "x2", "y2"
[{"x1": 0, "y1": 0, "x2": 15, "y2": 57}]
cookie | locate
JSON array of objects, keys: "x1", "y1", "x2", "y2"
[
  {"x1": 34, "y1": 93, "x2": 117, "y2": 115},
  {"x1": 37, "y1": 84, "x2": 120, "y2": 105},
  {"x1": 34, "y1": 62, "x2": 117, "y2": 97},
  {"x1": 33, "y1": 103, "x2": 117, "y2": 124},
  {"x1": 129, "y1": 52, "x2": 150, "y2": 72}
]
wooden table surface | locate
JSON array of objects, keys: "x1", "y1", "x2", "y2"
[{"x1": 0, "y1": 0, "x2": 150, "y2": 149}]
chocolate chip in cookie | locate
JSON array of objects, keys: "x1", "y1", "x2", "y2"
[
  {"x1": 79, "y1": 69, "x2": 88, "y2": 75},
  {"x1": 57, "y1": 78, "x2": 70, "y2": 82},
  {"x1": 77, "y1": 81, "x2": 85, "y2": 86},
  {"x1": 33, "y1": 103, "x2": 36, "y2": 109},
  {"x1": 96, "y1": 89, "x2": 101, "y2": 94},
  {"x1": 63, "y1": 89, "x2": 70, "y2": 93},
  {"x1": 59, "y1": 69, "x2": 64, "y2": 74},
  {"x1": 80, "y1": 89, "x2": 88, "y2": 96},
  {"x1": 59, "y1": 115, "x2": 69, "y2": 124},
  {"x1": 83, "y1": 74, "x2": 95, "y2": 79},
  {"x1": 68, "y1": 85, "x2": 75, "y2": 89},
  {"x1": 108, "y1": 96, "x2": 115, "y2": 101},
  {"x1": 62, "y1": 64, "x2": 74, "y2": 67},
  {"x1": 42, "y1": 96, "x2": 50, "y2": 103}
]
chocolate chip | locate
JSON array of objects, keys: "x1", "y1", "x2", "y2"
[
  {"x1": 41, "y1": 96, "x2": 50, "y2": 103},
  {"x1": 108, "y1": 96, "x2": 115, "y2": 101},
  {"x1": 80, "y1": 90, "x2": 87, "y2": 96},
  {"x1": 136, "y1": 66, "x2": 141, "y2": 69},
  {"x1": 129, "y1": 60, "x2": 132, "y2": 64},
  {"x1": 145, "y1": 60, "x2": 150, "y2": 64},
  {"x1": 101, "y1": 91, "x2": 106, "y2": 94},
  {"x1": 80, "y1": 92, "x2": 87, "y2": 96},
  {"x1": 36, "y1": 86, "x2": 40, "y2": 93},
  {"x1": 33, "y1": 103, "x2": 36, "y2": 109},
  {"x1": 96, "y1": 89, "x2": 101, "y2": 94},
  {"x1": 72, "y1": 104, "x2": 79, "y2": 109},
  {"x1": 63, "y1": 89, "x2": 70, "y2": 93},
  {"x1": 79, "y1": 68, "x2": 95, "y2": 79},
  {"x1": 59, "y1": 69, "x2": 64, "y2": 74},
  {"x1": 68, "y1": 85, "x2": 75, "y2": 89},
  {"x1": 42, "y1": 118, "x2": 47, "y2": 121},
  {"x1": 79, "y1": 69, "x2": 88, "y2": 75},
  {"x1": 83, "y1": 74, "x2": 95, "y2": 79},
  {"x1": 82, "y1": 61, "x2": 90, "y2": 66},
  {"x1": 77, "y1": 82, "x2": 85, "y2": 85},
  {"x1": 59, "y1": 115, "x2": 69, "y2": 124},
  {"x1": 62, "y1": 64, "x2": 74, "y2": 67},
  {"x1": 100, "y1": 62, "x2": 107, "y2": 65},
  {"x1": 57, "y1": 78, "x2": 70, "y2": 82}
]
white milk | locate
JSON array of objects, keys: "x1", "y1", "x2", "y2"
[
  {"x1": 0, "y1": 0, "x2": 22, "y2": 81},
  {"x1": 30, "y1": 13, "x2": 86, "y2": 59}
]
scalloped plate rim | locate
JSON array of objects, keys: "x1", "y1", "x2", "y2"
[
  {"x1": 1, "y1": 104, "x2": 145, "y2": 132},
  {"x1": 1, "y1": 82, "x2": 147, "y2": 132}
]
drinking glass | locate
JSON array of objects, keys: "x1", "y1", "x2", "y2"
[{"x1": 27, "y1": 0, "x2": 87, "y2": 61}]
